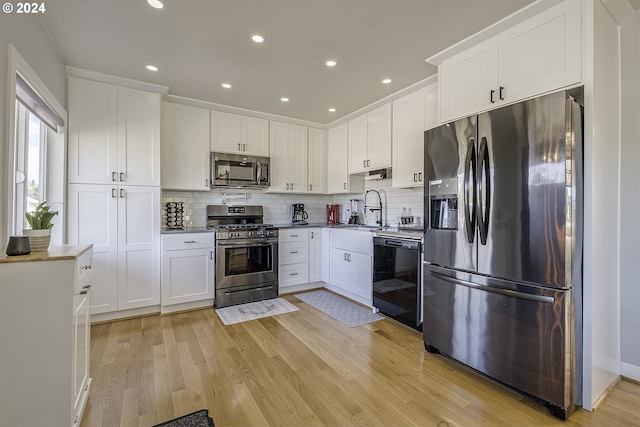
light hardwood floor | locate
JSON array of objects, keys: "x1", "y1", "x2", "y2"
[{"x1": 82, "y1": 294, "x2": 640, "y2": 427}]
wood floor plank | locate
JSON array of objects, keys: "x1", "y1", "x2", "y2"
[{"x1": 82, "y1": 296, "x2": 640, "y2": 427}]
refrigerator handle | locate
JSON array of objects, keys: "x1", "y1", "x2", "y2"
[
  {"x1": 464, "y1": 137, "x2": 477, "y2": 243},
  {"x1": 477, "y1": 136, "x2": 491, "y2": 245}
]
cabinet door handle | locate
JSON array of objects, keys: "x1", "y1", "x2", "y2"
[
  {"x1": 112, "y1": 188, "x2": 117, "y2": 198},
  {"x1": 119, "y1": 172, "x2": 125, "y2": 182},
  {"x1": 367, "y1": 159, "x2": 370, "y2": 167},
  {"x1": 490, "y1": 89, "x2": 496, "y2": 103},
  {"x1": 243, "y1": 143, "x2": 246, "y2": 151},
  {"x1": 210, "y1": 251, "x2": 214, "y2": 260},
  {"x1": 290, "y1": 182, "x2": 294, "y2": 190},
  {"x1": 81, "y1": 265, "x2": 92, "y2": 270},
  {"x1": 344, "y1": 252, "x2": 347, "y2": 261},
  {"x1": 363, "y1": 160, "x2": 367, "y2": 168},
  {"x1": 418, "y1": 172, "x2": 423, "y2": 182},
  {"x1": 286, "y1": 183, "x2": 290, "y2": 190},
  {"x1": 205, "y1": 178, "x2": 209, "y2": 187},
  {"x1": 413, "y1": 173, "x2": 417, "y2": 182},
  {"x1": 499, "y1": 86, "x2": 505, "y2": 100},
  {"x1": 310, "y1": 231, "x2": 314, "y2": 238},
  {"x1": 343, "y1": 182, "x2": 347, "y2": 190},
  {"x1": 238, "y1": 143, "x2": 241, "y2": 151},
  {"x1": 112, "y1": 171, "x2": 117, "y2": 182},
  {"x1": 80, "y1": 285, "x2": 91, "y2": 295},
  {"x1": 309, "y1": 184, "x2": 312, "y2": 191},
  {"x1": 82, "y1": 284, "x2": 91, "y2": 289},
  {"x1": 120, "y1": 188, "x2": 125, "y2": 198},
  {"x1": 347, "y1": 253, "x2": 351, "y2": 262}
]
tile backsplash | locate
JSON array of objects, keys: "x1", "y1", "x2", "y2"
[{"x1": 162, "y1": 178, "x2": 423, "y2": 228}]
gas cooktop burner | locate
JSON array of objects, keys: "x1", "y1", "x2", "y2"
[{"x1": 216, "y1": 224, "x2": 274, "y2": 230}]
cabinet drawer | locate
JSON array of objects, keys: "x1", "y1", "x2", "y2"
[
  {"x1": 279, "y1": 263, "x2": 309, "y2": 288},
  {"x1": 76, "y1": 251, "x2": 93, "y2": 293},
  {"x1": 330, "y1": 229, "x2": 373, "y2": 255},
  {"x1": 161, "y1": 233, "x2": 214, "y2": 251},
  {"x1": 279, "y1": 229, "x2": 309, "y2": 243},
  {"x1": 279, "y1": 242, "x2": 309, "y2": 265}
]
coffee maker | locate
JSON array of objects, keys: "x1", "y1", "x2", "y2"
[{"x1": 292, "y1": 203, "x2": 308, "y2": 225}]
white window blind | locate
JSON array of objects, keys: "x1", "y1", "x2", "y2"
[{"x1": 15, "y1": 73, "x2": 64, "y2": 132}]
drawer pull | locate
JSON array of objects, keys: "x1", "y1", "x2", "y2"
[
  {"x1": 81, "y1": 264, "x2": 92, "y2": 270},
  {"x1": 290, "y1": 234, "x2": 298, "y2": 237},
  {"x1": 290, "y1": 272, "x2": 298, "y2": 276},
  {"x1": 290, "y1": 250, "x2": 298, "y2": 254},
  {"x1": 184, "y1": 240, "x2": 197, "y2": 244}
]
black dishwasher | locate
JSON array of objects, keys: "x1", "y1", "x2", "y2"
[{"x1": 373, "y1": 235, "x2": 422, "y2": 330}]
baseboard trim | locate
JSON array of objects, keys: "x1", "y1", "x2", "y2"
[{"x1": 621, "y1": 362, "x2": 640, "y2": 382}]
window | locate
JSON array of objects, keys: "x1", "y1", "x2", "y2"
[{"x1": 12, "y1": 101, "x2": 48, "y2": 232}]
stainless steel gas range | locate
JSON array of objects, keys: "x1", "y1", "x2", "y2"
[{"x1": 207, "y1": 205, "x2": 279, "y2": 308}]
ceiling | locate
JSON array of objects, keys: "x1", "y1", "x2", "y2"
[{"x1": 39, "y1": 0, "x2": 537, "y2": 124}]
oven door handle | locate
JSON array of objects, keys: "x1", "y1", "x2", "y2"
[{"x1": 217, "y1": 240, "x2": 278, "y2": 248}]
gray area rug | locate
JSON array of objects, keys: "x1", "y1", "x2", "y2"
[
  {"x1": 294, "y1": 290, "x2": 384, "y2": 327},
  {"x1": 215, "y1": 298, "x2": 298, "y2": 325},
  {"x1": 153, "y1": 409, "x2": 215, "y2": 427}
]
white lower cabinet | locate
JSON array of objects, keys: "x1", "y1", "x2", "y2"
[
  {"x1": 68, "y1": 183, "x2": 160, "y2": 318},
  {"x1": 327, "y1": 229, "x2": 373, "y2": 306},
  {"x1": 279, "y1": 230, "x2": 310, "y2": 290},
  {"x1": 0, "y1": 245, "x2": 93, "y2": 427},
  {"x1": 161, "y1": 233, "x2": 215, "y2": 313},
  {"x1": 308, "y1": 228, "x2": 323, "y2": 282}
]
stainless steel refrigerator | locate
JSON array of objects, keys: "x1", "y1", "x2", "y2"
[{"x1": 423, "y1": 89, "x2": 583, "y2": 419}]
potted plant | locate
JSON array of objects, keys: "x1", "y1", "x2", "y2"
[{"x1": 23, "y1": 201, "x2": 58, "y2": 251}]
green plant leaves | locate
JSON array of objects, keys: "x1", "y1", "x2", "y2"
[{"x1": 25, "y1": 201, "x2": 58, "y2": 230}]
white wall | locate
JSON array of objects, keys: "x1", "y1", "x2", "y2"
[
  {"x1": 0, "y1": 13, "x2": 66, "y2": 249},
  {"x1": 619, "y1": 8, "x2": 640, "y2": 381},
  {"x1": 582, "y1": 0, "x2": 623, "y2": 409}
]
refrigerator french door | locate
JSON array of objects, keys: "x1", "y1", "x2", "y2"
[{"x1": 423, "y1": 90, "x2": 583, "y2": 419}]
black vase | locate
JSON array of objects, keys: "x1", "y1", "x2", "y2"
[{"x1": 6, "y1": 235, "x2": 31, "y2": 256}]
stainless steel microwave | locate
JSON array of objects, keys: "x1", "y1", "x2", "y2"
[{"x1": 210, "y1": 152, "x2": 270, "y2": 188}]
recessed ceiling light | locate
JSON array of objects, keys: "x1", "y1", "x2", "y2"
[
  {"x1": 325, "y1": 60, "x2": 337, "y2": 67},
  {"x1": 147, "y1": 0, "x2": 164, "y2": 9},
  {"x1": 328, "y1": 108, "x2": 336, "y2": 112},
  {"x1": 382, "y1": 78, "x2": 392, "y2": 84},
  {"x1": 146, "y1": 65, "x2": 159, "y2": 71},
  {"x1": 251, "y1": 34, "x2": 266, "y2": 43},
  {"x1": 221, "y1": 83, "x2": 232, "y2": 89},
  {"x1": 281, "y1": 97, "x2": 289, "y2": 102}
]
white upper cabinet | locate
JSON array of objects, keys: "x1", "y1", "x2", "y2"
[
  {"x1": 211, "y1": 111, "x2": 269, "y2": 157},
  {"x1": 161, "y1": 102, "x2": 210, "y2": 191},
  {"x1": 269, "y1": 121, "x2": 308, "y2": 193},
  {"x1": 327, "y1": 123, "x2": 365, "y2": 194},
  {"x1": 307, "y1": 127, "x2": 326, "y2": 194},
  {"x1": 68, "y1": 78, "x2": 161, "y2": 186},
  {"x1": 392, "y1": 84, "x2": 437, "y2": 189},
  {"x1": 348, "y1": 103, "x2": 392, "y2": 174},
  {"x1": 438, "y1": 0, "x2": 581, "y2": 122}
]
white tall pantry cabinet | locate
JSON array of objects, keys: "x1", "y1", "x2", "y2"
[{"x1": 67, "y1": 76, "x2": 161, "y2": 318}]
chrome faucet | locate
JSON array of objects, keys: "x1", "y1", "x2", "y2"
[{"x1": 364, "y1": 189, "x2": 384, "y2": 226}]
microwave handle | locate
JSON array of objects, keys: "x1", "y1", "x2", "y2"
[{"x1": 256, "y1": 161, "x2": 262, "y2": 186}]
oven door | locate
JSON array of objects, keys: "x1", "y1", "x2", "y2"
[{"x1": 216, "y1": 238, "x2": 278, "y2": 290}]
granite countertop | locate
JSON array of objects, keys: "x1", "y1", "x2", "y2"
[
  {"x1": 161, "y1": 227, "x2": 212, "y2": 234},
  {"x1": 0, "y1": 244, "x2": 93, "y2": 264}
]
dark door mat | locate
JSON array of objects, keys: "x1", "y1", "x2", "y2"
[{"x1": 153, "y1": 409, "x2": 215, "y2": 427}]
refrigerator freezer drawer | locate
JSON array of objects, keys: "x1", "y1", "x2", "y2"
[{"x1": 423, "y1": 265, "x2": 576, "y2": 414}]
